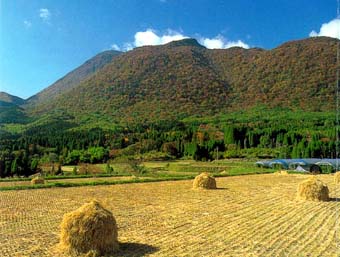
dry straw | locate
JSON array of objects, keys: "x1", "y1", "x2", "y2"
[
  {"x1": 334, "y1": 171, "x2": 340, "y2": 183},
  {"x1": 30, "y1": 176, "x2": 45, "y2": 185},
  {"x1": 59, "y1": 200, "x2": 119, "y2": 257},
  {"x1": 296, "y1": 177, "x2": 329, "y2": 202},
  {"x1": 193, "y1": 172, "x2": 217, "y2": 189},
  {"x1": 275, "y1": 170, "x2": 288, "y2": 175}
]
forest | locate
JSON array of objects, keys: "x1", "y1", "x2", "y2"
[{"x1": 0, "y1": 105, "x2": 337, "y2": 178}]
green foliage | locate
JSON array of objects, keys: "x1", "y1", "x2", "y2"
[
  {"x1": 64, "y1": 147, "x2": 108, "y2": 165},
  {"x1": 0, "y1": 105, "x2": 29, "y2": 124},
  {"x1": 88, "y1": 147, "x2": 107, "y2": 163},
  {"x1": 128, "y1": 160, "x2": 148, "y2": 175},
  {"x1": 105, "y1": 162, "x2": 114, "y2": 174},
  {"x1": 224, "y1": 126, "x2": 235, "y2": 145},
  {"x1": 0, "y1": 105, "x2": 338, "y2": 177},
  {"x1": 30, "y1": 158, "x2": 39, "y2": 172},
  {"x1": 1, "y1": 34, "x2": 339, "y2": 178},
  {"x1": 0, "y1": 159, "x2": 275, "y2": 191},
  {"x1": 72, "y1": 166, "x2": 78, "y2": 175}
]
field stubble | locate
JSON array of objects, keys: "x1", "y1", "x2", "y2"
[{"x1": 0, "y1": 173, "x2": 339, "y2": 256}]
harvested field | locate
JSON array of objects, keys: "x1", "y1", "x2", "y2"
[
  {"x1": 0, "y1": 176, "x2": 134, "y2": 188},
  {"x1": 0, "y1": 173, "x2": 339, "y2": 256}
]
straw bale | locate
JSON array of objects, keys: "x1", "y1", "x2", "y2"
[
  {"x1": 275, "y1": 170, "x2": 288, "y2": 175},
  {"x1": 334, "y1": 172, "x2": 340, "y2": 184},
  {"x1": 296, "y1": 177, "x2": 329, "y2": 202},
  {"x1": 193, "y1": 172, "x2": 217, "y2": 189},
  {"x1": 31, "y1": 176, "x2": 45, "y2": 185},
  {"x1": 59, "y1": 200, "x2": 119, "y2": 256}
]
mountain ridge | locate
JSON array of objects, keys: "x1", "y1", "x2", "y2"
[
  {"x1": 25, "y1": 50, "x2": 122, "y2": 108},
  {"x1": 24, "y1": 36, "x2": 339, "y2": 125},
  {"x1": 0, "y1": 92, "x2": 25, "y2": 106}
]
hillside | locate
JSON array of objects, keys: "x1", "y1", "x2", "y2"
[
  {"x1": 208, "y1": 37, "x2": 337, "y2": 111},
  {"x1": 25, "y1": 50, "x2": 121, "y2": 108},
  {"x1": 0, "y1": 92, "x2": 28, "y2": 124},
  {"x1": 0, "y1": 92, "x2": 25, "y2": 106},
  {"x1": 27, "y1": 37, "x2": 338, "y2": 124}
]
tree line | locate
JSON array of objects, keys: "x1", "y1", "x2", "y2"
[{"x1": 0, "y1": 110, "x2": 337, "y2": 177}]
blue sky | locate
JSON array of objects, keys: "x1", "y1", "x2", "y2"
[{"x1": 1, "y1": 0, "x2": 339, "y2": 99}]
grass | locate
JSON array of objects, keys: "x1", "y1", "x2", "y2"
[
  {"x1": 0, "y1": 173, "x2": 130, "y2": 183},
  {"x1": 0, "y1": 159, "x2": 275, "y2": 191},
  {"x1": 0, "y1": 176, "x2": 194, "y2": 191}
]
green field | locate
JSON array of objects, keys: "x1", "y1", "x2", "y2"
[{"x1": 0, "y1": 159, "x2": 275, "y2": 191}]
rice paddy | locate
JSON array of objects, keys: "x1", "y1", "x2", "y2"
[{"x1": 0, "y1": 172, "x2": 339, "y2": 256}]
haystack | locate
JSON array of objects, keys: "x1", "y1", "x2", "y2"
[
  {"x1": 59, "y1": 200, "x2": 119, "y2": 257},
  {"x1": 334, "y1": 172, "x2": 340, "y2": 184},
  {"x1": 296, "y1": 177, "x2": 329, "y2": 202},
  {"x1": 31, "y1": 176, "x2": 45, "y2": 185},
  {"x1": 275, "y1": 170, "x2": 288, "y2": 175},
  {"x1": 193, "y1": 172, "x2": 217, "y2": 189}
]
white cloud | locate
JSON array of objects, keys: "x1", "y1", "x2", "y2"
[
  {"x1": 199, "y1": 36, "x2": 249, "y2": 49},
  {"x1": 309, "y1": 18, "x2": 340, "y2": 39},
  {"x1": 134, "y1": 29, "x2": 188, "y2": 47},
  {"x1": 111, "y1": 29, "x2": 249, "y2": 51},
  {"x1": 224, "y1": 40, "x2": 250, "y2": 49},
  {"x1": 39, "y1": 8, "x2": 51, "y2": 22},
  {"x1": 123, "y1": 42, "x2": 134, "y2": 51},
  {"x1": 135, "y1": 29, "x2": 162, "y2": 46},
  {"x1": 110, "y1": 44, "x2": 121, "y2": 51},
  {"x1": 200, "y1": 37, "x2": 224, "y2": 49},
  {"x1": 23, "y1": 20, "x2": 32, "y2": 28},
  {"x1": 159, "y1": 30, "x2": 188, "y2": 44}
]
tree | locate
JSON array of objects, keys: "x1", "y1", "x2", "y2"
[
  {"x1": 11, "y1": 158, "x2": 18, "y2": 175},
  {"x1": 30, "y1": 159, "x2": 39, "y2": 173},
  {"x1": 72, "y1": 166, "x2": 78, "y2": 175},
  {"x1": 162, "y1": 142, "x2": 178, "y2": 157},
  {"x1": 88, "y1": 147, "x2": 107, "y2": 163},
  {"x1": 105, "y1": 162, "x2": 114, "y2": 174},
  {"x1": 224, "y1": 126, "x2": 235, "y2": 145},
  {"x1": 56, "y1": 164, "x2": 63, "y2": 175}
]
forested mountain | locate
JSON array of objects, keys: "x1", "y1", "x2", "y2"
[
  {"x1": 208, "y1": 37, "x2": 336, "y2": 111},
  {"x1": 25, "y1": 50, "x2": 121, "y2": 108},
  {"x1": 27, "y1": 37, "x2": 338, "y2": 124},
  {"x1": 1, "y1": 37, "x2": 338, "y2": 177},
  {"x1": 0, "y1": 92, "x2": 27, "y2": 124},
  {"x1": 0, "y1": 92, "x2": 25, "y2": 106}
]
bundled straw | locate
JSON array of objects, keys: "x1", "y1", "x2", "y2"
[
  {"x1": 59, "y1": 200, "x2": 119, "y2": 256},
  {"x1": 334, "y1": 172, "x2": 340, "y2": 184},
  {"x1": 31, "y1": 176, "x2": 45, "y2": 185},
  {"x1": 193, "y1": 172, "x2": 217, "y2": 189},
  {"x1": 296, "y1": 177, "x2": 329, "y2": 202},
  {"x1": 275, "y1": 170, "x2": 288, "y2": 175}
]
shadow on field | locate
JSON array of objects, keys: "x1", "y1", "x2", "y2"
[
  {"x1": 117, "y1": 242, "x2": 159, "y2": 256},
  {"x1": 329, "y1": 198, "x2": 340, "y2": 202}
]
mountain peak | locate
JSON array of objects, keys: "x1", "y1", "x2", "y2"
[
  {"x1": 0, "y1": 92, "x2": 25, "y2": 105},
  {"x1": 26, "y1": 36, "x2": 337, "y2": 121},
  {"x1": 165, "y1": 38, "x2": 205, "y2": 48},
  {"x1": 25, "y1": 49, "x2": 121, "y2": 107}
]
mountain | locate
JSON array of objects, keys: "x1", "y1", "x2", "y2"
[
  {"x1": 25, "y1": 50, "x2": 122, "y2": 108},
  {"x1": 0, "y1": 92, "x2": 25, "y2": 106},
  {"x1": 0, "y1": 93, "x2": 28, "y2": 124},
  {"x1": 208, "y1": 37, "x2": 336, "y2": 111},
  {"x1": 27, "y1": 37, "x2": 338, "y2": 125}
]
